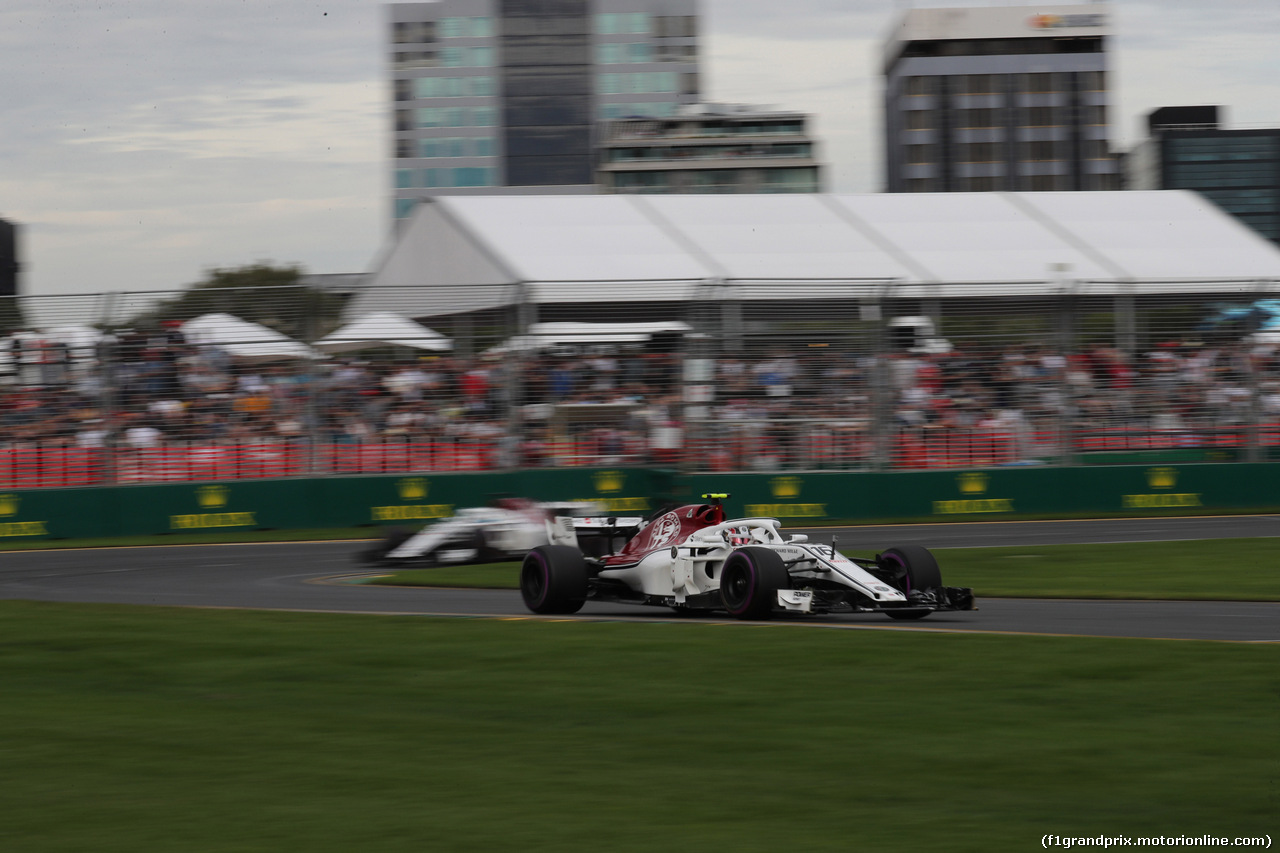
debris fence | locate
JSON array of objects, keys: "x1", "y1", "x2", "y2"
[{"x1": 4, "y1": 279, "x2": 1280, "y2": 487}]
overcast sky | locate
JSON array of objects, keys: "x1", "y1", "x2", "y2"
[{"x1": 3, "y1": 0, "x2": 1278, "y2": 299}]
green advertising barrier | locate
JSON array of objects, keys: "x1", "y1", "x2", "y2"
[
  {"x1": 0, "y1": 463, "x2": 1276, "y2": 541},
  {"x1": 0, "y1": 468, "x2": 667, "y2": 541},
  {"x1": 674, "y1": 464, "x2": 1280, "y2": 522}
]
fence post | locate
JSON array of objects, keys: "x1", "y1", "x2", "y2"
[
  {"x1": 869, "y1": 284, "x2": 889, "y2": 471},
  {"x1": 1053, "y1": 266, "x2": 1077, "y2": 467},
  {"x1": 508, "y1": 283, "x2": 535, "y2": 469},
  {"x1": 99, "y1": 291, "x2": 119, "y2": 485}
]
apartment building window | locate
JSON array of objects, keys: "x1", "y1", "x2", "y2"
[
  {"x1": 440, "y1": 46, "x2": 493, "y2": 67},
  {"x1": 1022, "y1": 140, "x2": 1062, "y2": 161},
  {"x1": 1027, "y1": 106, "x2": 1062, "y2": 127},
  {"x1": 1082, "y1": 104, "x2": 1107, "y2": 126},
  {"x1": 905, "y1": 110, "x2": 935, "y2": 130},
  {"x1": 393, "y1": 51, "x2": 437, "y2": 69},
  {"x1": 907, "y1": 143, "x2": 936, "y2": 165},
  {"x1": 1078, "y1": 70, "x2": 1106, "y2": 91},
  {"x1": 598, "y1": 13, "x2": 650, "y2": 35},
  {"x1": 1083, "y1": 139, "x2": 1110, "y2": 160},
  {"x1": 959, "y1": 74, "x2": 998, "y2": 95},
  {"x1": 958, "y1": 108, "x2": 998, "y2": 128},
  {"x1": 654, "y1": 15, "x2": 696, "y2": 38},
  {"x1": 958, "y1": 142, "x2": 999, "y2": 162},
  {"x1": 453, "y1": 167, "x2": 493, "y2": 187},
  {"x1": 657, "y1": 42, "x2": 696, "y2": 61},
  {"x1": 413, "y1": 76, "x2": 495, "y2": 99},
  {"x1": 392, "y1": 21, "x2": 435, "y2": 44},
  {"x1": 904, "y1": 76, "x2": 935, "y2": 96},
  {"x1": 1024, "y1": 72, "x2": 1063, "y2": 94}
]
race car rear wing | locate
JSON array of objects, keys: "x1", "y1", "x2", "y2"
[{"x1": 547, "y1": 515, "x2": 646, "y2": 555}]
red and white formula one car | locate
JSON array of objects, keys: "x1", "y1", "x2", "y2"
[{"x1": 520, "y1": 494, "x2": 975, "y2": 620}]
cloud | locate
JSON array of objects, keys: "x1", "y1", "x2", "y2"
[{"x1": 3, "y1": 0, "x2": 1279, "y2": 299}]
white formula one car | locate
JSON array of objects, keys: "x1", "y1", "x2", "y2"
[
  {"x1": 521, "y1": 494, "x2": 975, "y2": 620},
  {"x1": 362, "y1": 498, "x2": 603, "y2": 568}
]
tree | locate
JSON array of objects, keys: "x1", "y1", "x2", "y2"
[{"x1": 122, "y1": 262, "x2": 350, "y2": 342}]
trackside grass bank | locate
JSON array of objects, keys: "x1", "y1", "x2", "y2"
[
  {"x1": 368, "y1": 537, "x2": 1280, "y2": 601},
  {"x1": 1, "y1": 601, "x2": 1274, "y2": 853}
]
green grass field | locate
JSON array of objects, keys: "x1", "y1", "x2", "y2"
[
  {"x1": 1, "y1": 600, "x2": 1275, "y2": 852},
  {"x1": 366, "y1": 537, "x2": 1280, "y2": 601}
]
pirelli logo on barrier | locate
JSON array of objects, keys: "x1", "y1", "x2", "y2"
[
  {"x1": 1122, "y1": 467, "x2": 1202, "y2": 509},
  {"x1": 582, "y1": 470, "x2": 652, "y2": 513},
  {"x1": 372, "y1": 505, "x2": 454, "y2": 521},
  {"x1": 170, "y1": 485, "x2": 257, "y2": 530},
  {"x1": 745, "y1": 477, "x2": 827, "y2": 518},
  {"x1": 371, "y1": 477, "x2": 454, "y2": 522},
  {"x1": 933, "y1": 472, "x2": 1014, "y2": 515},
  {"x1": 0, "y1": 493, "x2": 50, "y2": 537}
]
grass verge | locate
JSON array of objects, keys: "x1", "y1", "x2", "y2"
[
  {"x1": 0, "y1": 527, "x2": 378, "y2": 551},
  {"x1": 0, "y1": 600, "x2": 1274, "y2": 853},
  {"x1": 366, "y1": 538, "x2": 1280, "y2": 601}
]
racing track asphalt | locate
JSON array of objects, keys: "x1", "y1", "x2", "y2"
[{"x1": 1, "y1": 515, "x2": 1278, "y2": 642}]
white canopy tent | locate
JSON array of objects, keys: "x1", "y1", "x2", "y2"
[
  {"x1": 349, "y1": 190, "x2": 1280, "y2": 321},
  {"x1": 315, "y1": 312, "x2": 452, "y2": 353},
  {"x1": 181, "y1": 313, "x2": 315, "y2": 361}
]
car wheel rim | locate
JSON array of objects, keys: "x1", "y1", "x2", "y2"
[{"x1": 723, "y1": 556, "x2": 754, "y2": 613}]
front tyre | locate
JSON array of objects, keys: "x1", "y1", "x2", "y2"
[
  {"x1": 879, "y1": 545, "x2": 942, "y2": 620},
  {"x1": 719, "y1": 547, "x2": 789, "y2": 620},
  {"x1": 521, "y1": 545, "x2": 589, "y2": 615}
]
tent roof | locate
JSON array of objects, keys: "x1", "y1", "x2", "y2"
[
  {"x1": 358, "y1": 191, "x2": 1280, "y2": 313},
  {"x1": 315, "y1": 312, "x2": 452, "y2": 353},
  {"x1": 181, "y1": 313, "x2": 314, "y2": 360}
]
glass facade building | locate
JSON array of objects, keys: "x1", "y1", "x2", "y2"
[
  {"x1": 882, "y1": 4, "x2": 1118, "y2": 193},
  {"x1": 597, "y1": 106, "x2": 822, "y2": 194},
  {"x1": 1127, "y1": 107, "x2": 1280, "y2": 247},
  {"x1": 389, "y1": 0, "x2": 699, "y2": 218}
]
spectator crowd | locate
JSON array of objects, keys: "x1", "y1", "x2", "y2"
[{"x1": 2, "y1": 321, "x2": 1278, "y2": 486}]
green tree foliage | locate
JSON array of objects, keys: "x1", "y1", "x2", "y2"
[{"x1": 125, "y1": 263, "x2": 349, "y2": 342}]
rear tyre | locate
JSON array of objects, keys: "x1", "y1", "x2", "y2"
[
  {"x1": 521, "y1": 545, "x2": 589, "y2": 615},
  {"x1": 879, "y1": 545, "x2": 942, "y2": 621},
  {"x1": 719, "y1": 547, "x2": 789, "y2": 621}
]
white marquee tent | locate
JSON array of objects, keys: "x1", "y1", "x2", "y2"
[
  {"x1": 349, "y1": 191, "x2": 1280, "y2": 320},
  {"x1": 315, "y1": 311, "x2": 452, "y2": 353},
  {"x1": 181, "y1": 313, "x2": 315, "y2": 360}
]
